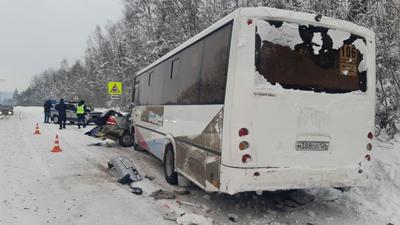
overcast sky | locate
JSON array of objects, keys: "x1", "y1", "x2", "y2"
[{"x1": 0, "y1": 0, "x2": 123, "y2": 92}]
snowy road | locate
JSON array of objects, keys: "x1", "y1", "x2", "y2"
[
  {"x1": 0, "y1": 107, "x2": 174, "y2": 225},
  {"x1": 1, "y1": 107, "x2": 399, "y2": 225}
]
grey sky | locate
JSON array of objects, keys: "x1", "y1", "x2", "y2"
[{"x1": 0, "y1": 0, "x2": 123, "y2": 92}]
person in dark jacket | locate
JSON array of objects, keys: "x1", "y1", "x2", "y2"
[
  {"x1": 43, "y1": 100, "x2": 52, "y2": 123},
  {"x1": 55, "y1": 98, "x2": 67, "y2": 129},
  {"x1": 76, "y1": 100, "x2": 87, "y2": 129}
]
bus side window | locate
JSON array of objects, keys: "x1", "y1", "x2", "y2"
[
  {"x1": 177, "y1": 40, "x2": 204, "y2": 104},
  {"x1": 162, "y1": 57, "x2": 181, "y2": 104},
  {"x1": 138, "y1": 73, "x2": 149, "y2": 105},
  {"x1": 199, "y1": 23, "x2": 232, "y2": 104},
  {"x1": 133, "y1": 82, "x2": 139, "y2": 104},
  {"x1": 148, "y1": 71, "x2": 153, "y2": 86},
  {"x1": 170, "y1": 58, "x2": 180, "y2": 79},
  {"x1": 151, "y1": 67, "x2": 165, "y2": 105}
]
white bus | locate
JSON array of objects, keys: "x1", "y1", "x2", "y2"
[{"x1": 131, "y1": 7, "x2": 375, "y2": 194}]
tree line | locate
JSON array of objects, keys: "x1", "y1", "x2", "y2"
[{"x1": 12, "y1": 0, "x2": 400, "y2": 138}]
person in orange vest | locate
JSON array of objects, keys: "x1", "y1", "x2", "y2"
[{"x1": 76, "y1": 100, "x2": 87, "y2": 129}]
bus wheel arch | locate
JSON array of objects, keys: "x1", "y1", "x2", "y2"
[
  {"x1": 131, "y1": 125, "x2": 146, "y2": 152},
  {"x1": 162, "y1": 134, "x2": 177, "y2": 159}
]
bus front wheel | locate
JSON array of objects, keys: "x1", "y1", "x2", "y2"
[{"x1": 163, "y1": 145, "x2": 178, "y2": 185}]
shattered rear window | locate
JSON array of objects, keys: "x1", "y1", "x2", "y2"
[{"x1": 255, "y1": 20, "x2": 367, "y2": 94}]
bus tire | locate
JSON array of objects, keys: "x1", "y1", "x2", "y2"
[{"x1": 164, "y1": 145, "x2": 178, "y2": 185}]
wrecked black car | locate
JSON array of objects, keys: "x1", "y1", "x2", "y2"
[{"x1": 85, "y1": 109, "x2": 134, "y2": 147}]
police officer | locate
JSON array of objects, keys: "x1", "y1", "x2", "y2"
[
  {"x1": 76, "y1": 100, "x2": 87, "y2": 129},
  {"x1": 43, "y1": 100, "x2": 52, "y2": 123},
  {"x1": 55, "y1": 99, "x2": 67, "y2": 129}
]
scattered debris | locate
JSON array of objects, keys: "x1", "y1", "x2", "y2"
[
  {"x1": 174, "y1": 189, "x2": 190, "y2": 195},
  {"x1": 306, "y1": 210, "x2": 316, "y2": 217},
  {"x1": 87, "y1": 143, "x2": 102, "y2": 146},
  {"x1": 176, "y1": 200, "x2": 203, "y2": 208},
  {"x1": 108, "y1": 157, "x2": 141, "y2": 184},
  {"x1": 144, "y1": 175, "x2": 155, "y2": 180},
  {"x1": 334, "y1": 187, "x2": 351, "y2": 193},
  {"x1": 177, "y1": 213, "x2": 213, "y2": 225},
  {"x1": 130, "y1": 187, "x2": 143, "y2": 195},
  {"x1": 161, "y1": 208, "x2": 179, "y2": 221},
  {"x1": 228, "y1": 213, "x2": 239, "y2": 222},
  {"x1": 202, "y1": 194, "x2": 211, "y2": 200},
  {"x1": 150, "y1": 189, "x2": 176, "y2": 200}
]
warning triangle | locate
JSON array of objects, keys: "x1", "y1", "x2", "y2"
[{"x1": 112, "y1": 84, "x2": 119, "y2": 93}]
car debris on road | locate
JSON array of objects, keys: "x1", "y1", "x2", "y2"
[
  {"x1": 150, "y1": 189, "x2": 176, "y2": 200},
  {"x1": 107, "y1": 157, "x2": 142, "y2": 184}
]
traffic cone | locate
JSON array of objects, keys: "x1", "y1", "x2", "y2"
[
  {"x1": 33, "y1": 123, "x2": 41, "y2": 135},
  {"x1": 51, "y1": 135, "x2": 62, "y2": 153}
]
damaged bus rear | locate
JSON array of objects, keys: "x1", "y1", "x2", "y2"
[
  {"x1": 219, "y1": 8, "x2": 375, "y2": 194},
  {"x1": 131, "y1": 7, "x2": 375, "y2": 195}
]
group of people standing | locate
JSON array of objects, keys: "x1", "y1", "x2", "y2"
[{"x1": 43, "y1": 99, "x2": 87, "y2": 130}]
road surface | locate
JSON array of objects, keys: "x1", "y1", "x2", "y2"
[{"x1": 0, "y1": 107, "x2": 399, "y2": 225}]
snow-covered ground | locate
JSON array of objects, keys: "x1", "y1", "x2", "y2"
[{"x1": 0, "y1": 107, "x2": 399, "y2": 225}]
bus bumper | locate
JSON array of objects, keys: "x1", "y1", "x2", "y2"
[{"x1": 219, "y1": 164, "x2": 367, "y2": 195}]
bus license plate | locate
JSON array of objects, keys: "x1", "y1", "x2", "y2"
[{"x1": 295, "y1": 141, "x2": 329, "y2": 151}]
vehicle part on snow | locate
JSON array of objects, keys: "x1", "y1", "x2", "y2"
[
  {"x1": 107, "y1": 157, "x2": 141, "y2": 184},
  {"x1": 176, "y1": 200, "x2": 202, "y2": 209},
  {"x1": 149, "y1": 189, "x2": 176, "y2": 200},
  {"x1": 144, "y1": 175, "x2": 155, "y2": 180},
  {"x1": 228, "y1": 213, "x2": 239, "y2": 222},
  {"x1": 173, "y1": 189, "x2": 190, "y2": 195},
  {"x1": 162, "y1": 208, "x2": 179, "y2": 221},
  {"x1": 130, "y1": 186, "x2": 143, "y2": 195},
  {"x1": 176, "y1": 213, "x2": 213, "y2": 225}
]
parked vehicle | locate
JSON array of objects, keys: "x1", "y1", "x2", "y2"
[
  {"x1": 130, "y1": 7, "x2": 376, "y2": 194},
  {"x1": 87, "y1": 109, "x2": 103, "y2": 124},
  {"x1": 50, "y1": 101, "x2": 98, "y2": 125},
  {"x1": 85, "y1": 110, "x2": 134, "y2": 147},
  {"x1": 0, "y1": 104, "x2": 14, "y2": 116}
]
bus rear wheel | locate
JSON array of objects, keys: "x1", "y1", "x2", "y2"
[{"x1": 164, "y1": 145, "x2": 178, "y2": 185}]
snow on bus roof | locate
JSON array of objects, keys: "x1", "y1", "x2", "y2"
[{"x1": 135, "y1": 7, "x2": 374, "y2": 76}]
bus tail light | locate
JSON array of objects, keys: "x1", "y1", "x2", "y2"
[
  {"x1": 106, "y1": 116, "x2": 117, "y2": 125},
  {"x1": 239, "y1": 128, "x2": 249, "y2": 137},
  {"x1": 247, "y1": 19, "x2": 253, "y2": 25},
  {"x1": 365, "y1": 154, "x2": 371, "y2": 161},
  {"x1": 242, "y1": 154, "x2": 251, "y2": 163},
  {"x1": 367, "y1": 143, "x2": 372, "y2": 151},
  {"x1": 367, "y1": 132, "x2": 373, "y2": 140},
  {"x1": 239, "y1": 141, "x2": 249, "y2": 150}
]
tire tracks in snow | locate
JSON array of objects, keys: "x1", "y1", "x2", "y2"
[{"x1": 16, "y1": 110, "x2": 51, "y2": 178}]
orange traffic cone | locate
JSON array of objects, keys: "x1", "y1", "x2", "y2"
[
  {"x1": 33, "y1": 123, "x2": 41, "y2": 135},
  {"x1": 51, "y1": 135, "x2": 62, "y2": 153}
]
